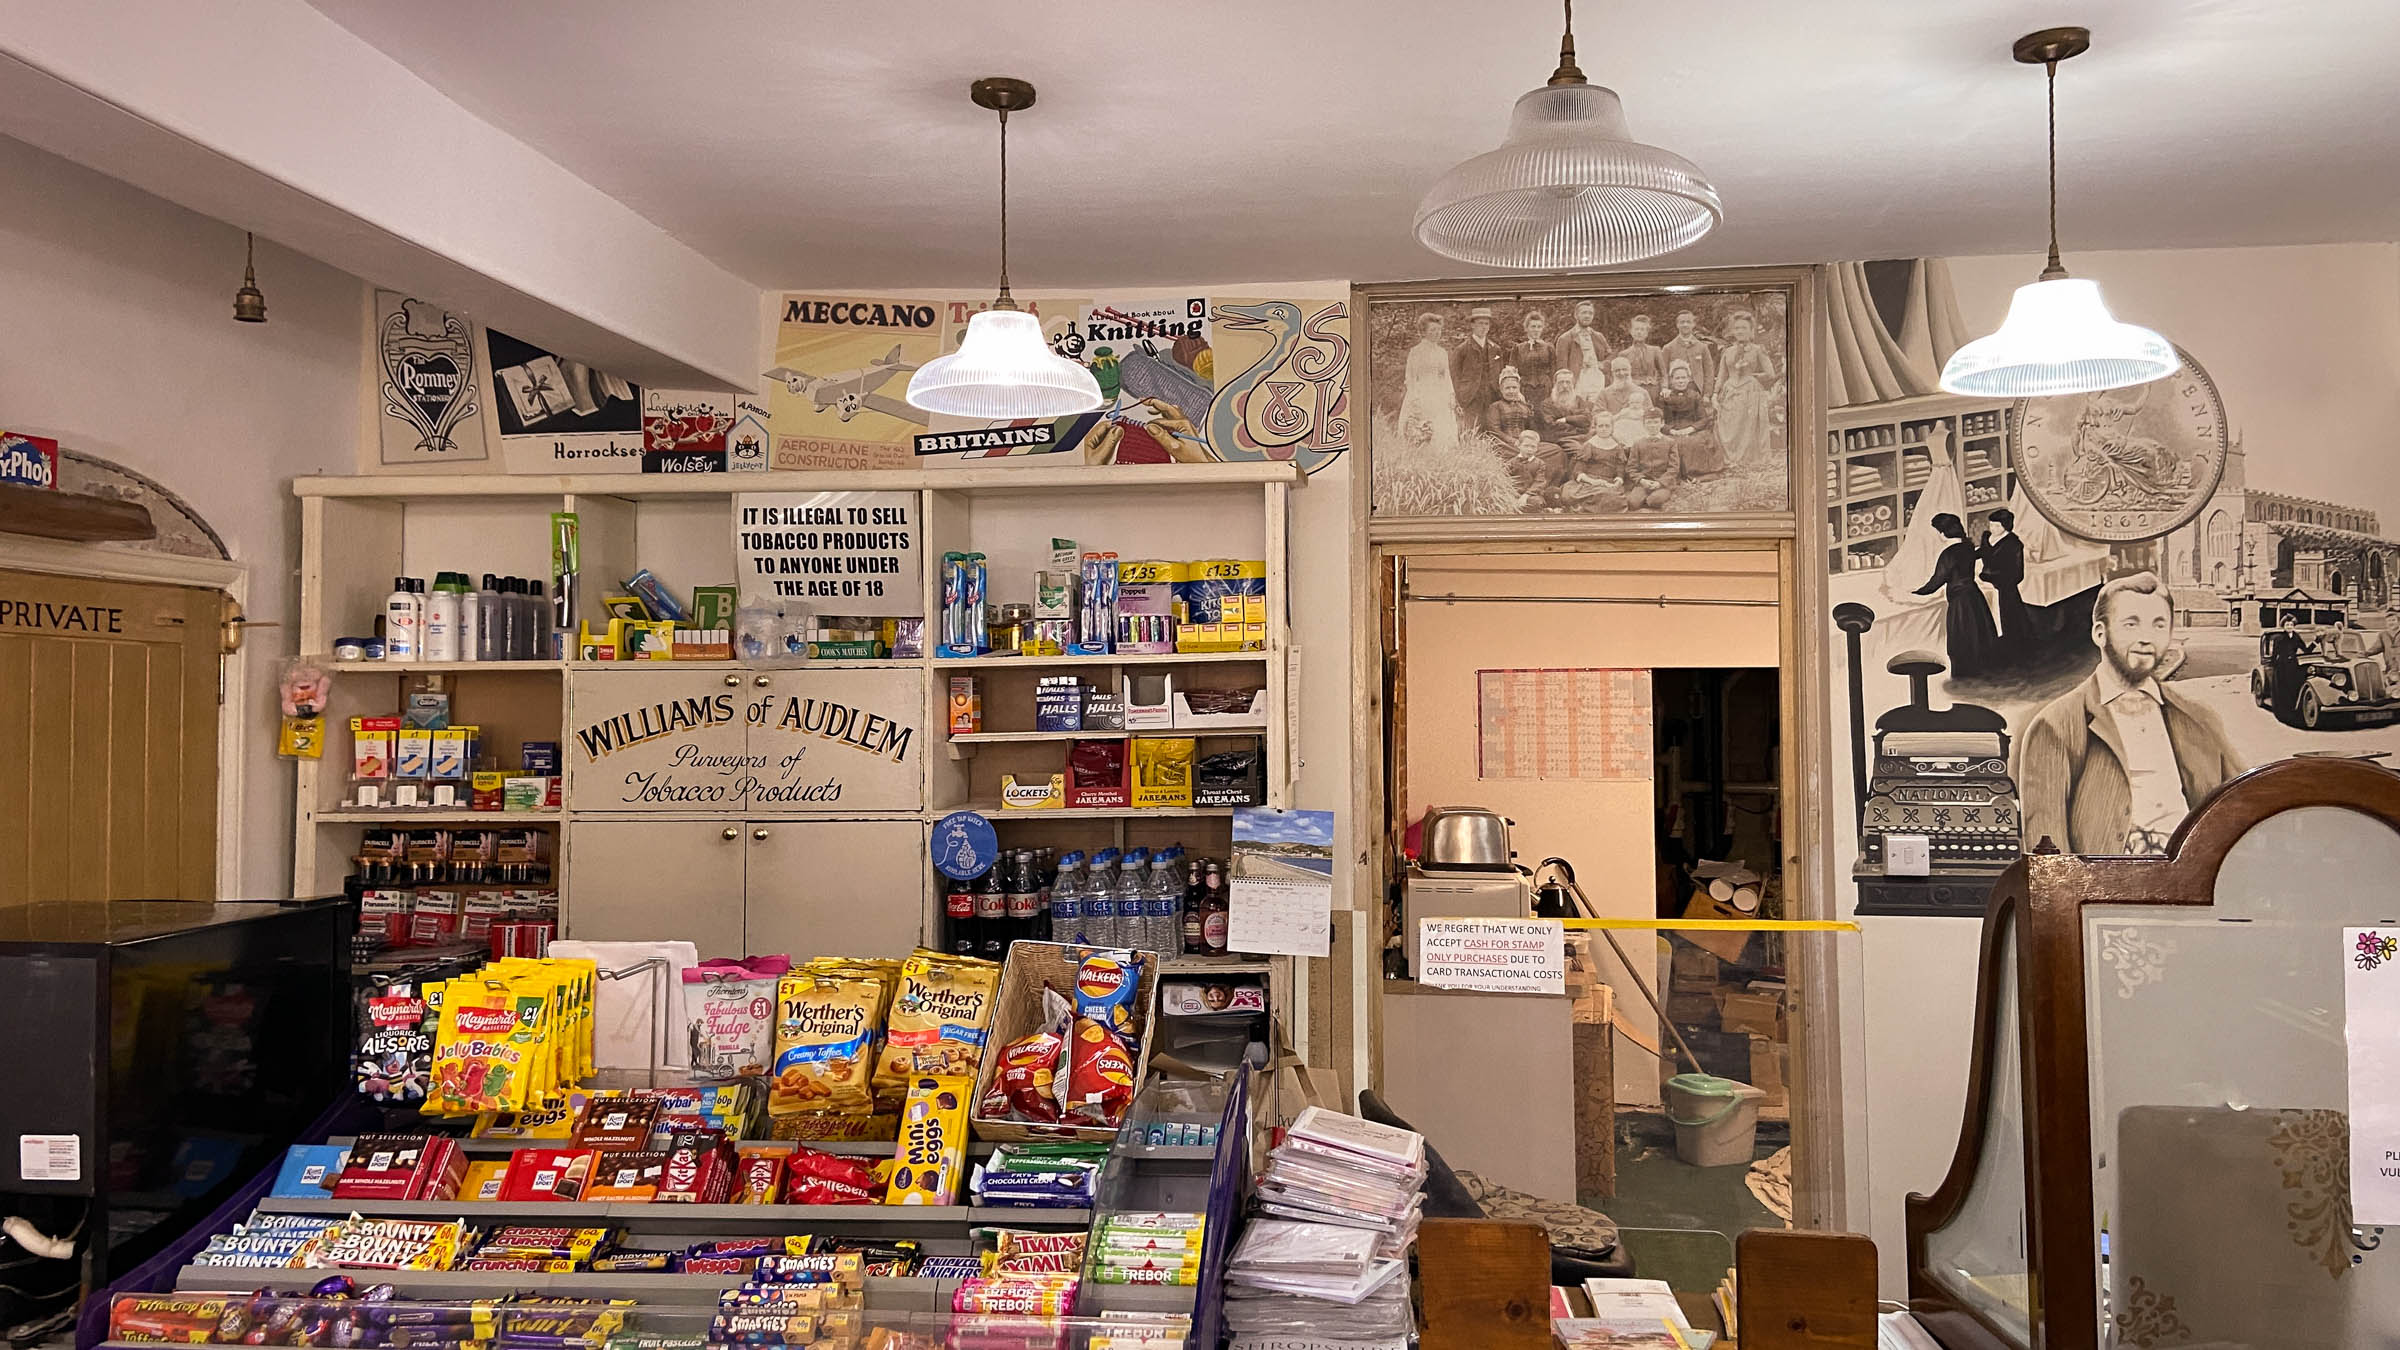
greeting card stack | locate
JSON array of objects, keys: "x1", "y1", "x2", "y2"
[{"x1": 1224, "y1": 1107, "x2": 1427, "y2": 1349}]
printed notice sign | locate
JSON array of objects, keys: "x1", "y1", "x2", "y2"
[
  {"x1": 734, "y1": 490, "x2": 920, "y2": 617},
  {"x1": 2347, "y1": 926, "x2": 2400, "y2": 1223},
  {"x1": 1417, "y1": 919, "x2": 1566, "y2": 996},
  {"x1": 19, "y1": 1133, "x2": 79, "y2": 1182}
]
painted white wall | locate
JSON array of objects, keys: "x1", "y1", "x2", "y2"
[
  {"x1": 0, "y1": 134, "x2": 366, "y2": 900},
  {"x1": 0, "y1": 0, "x2": 756, "y2": 390},
  {"x1": 1849, "y1": 241, "x2": 2400, "y2": 1297}
]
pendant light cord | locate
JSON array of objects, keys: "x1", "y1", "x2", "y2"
[
  {"x1": 1549, "y1": 0, "x2": 1585, "y2": 86},
  {"x1": 993, "y1": 106, "x2": 1016, "y2": 310},
  {"x1": 2041, "y1": 58, "x2": 2065, "y2": 281}
]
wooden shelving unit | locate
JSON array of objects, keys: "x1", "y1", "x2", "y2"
[{"x1": 294, "y1": 462, "x2": 1303, "y2": 1020}]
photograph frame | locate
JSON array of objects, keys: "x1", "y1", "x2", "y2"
[{"x1": 1357, "y1": 265, "x2": 1817, "y2": 542}]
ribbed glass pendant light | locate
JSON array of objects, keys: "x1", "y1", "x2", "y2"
[
  {"x1": 1939, "y1": 28, "x2": 2174, "y2": 397},
  {"x1": 1414, "y1": 0, "x2": 1721, "y2": 269},
  {"x1": 907, "y1": 77, "x2": 1103, "y2": 419}
]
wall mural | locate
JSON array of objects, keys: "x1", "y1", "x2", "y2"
[
  {"x1": 1826, "y1": 259, "x2": 2400, "y2": 916},
  {"x1": 376, "y1": 292, "x2": 488, "y2": 466},
  {"x1": 769, "y1": 291, "x2": 1350, "y2": 475},
  {"x1": 486, "y1": 327, "x2": 644, "y2": 474},
  {"x1": 1361, "y1": 279, "x2": 1793, "y2": 518}
]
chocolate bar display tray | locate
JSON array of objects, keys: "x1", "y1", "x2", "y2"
[
  {"x1": 250, "y1": 1196, "x2": 1087, "y2": 1228},
  {"x1": 172, "y1": 1268, "x2": 965, "y2": 1310}
]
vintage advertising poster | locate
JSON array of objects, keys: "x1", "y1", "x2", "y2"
[
  {"x1": 1206, "y1": 295, "x2": 1351, "y2": 475},
  {"x1": 727, "y1": 394, "x2": 770, "y2": 472},
  {"x1": 1072, "y1": 296, "x2": 1216, "y2": 465},
  {"x1": 764, "y1": 293, "x2": 943, "y2": 469},
  {"x1": 733, "y1": 490, "x2": 921, "y2": 617},
  {"x1": 485, "y1": 327, "x2": 644, "y2": 473},
  {"x1": 910, "y1": 295, "x2": 1097, "y2": 463},
  {"x1": 916, "y1": 294, "x2": 1216, "y2": 465},
  {"x1": 640, "y1": 388, "x2": 734, "y2": 474},
  {"x1": 376, "y1": 292, "x2": 488, "y2": 465}
]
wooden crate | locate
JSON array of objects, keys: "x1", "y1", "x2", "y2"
[{"x1": 968, "y1": 941, "x2": 1159, "y2": 1143}]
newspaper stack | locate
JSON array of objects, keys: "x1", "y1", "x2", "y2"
[{"x1": 1224, "y1": 1107, "x2": 1427, "y2": 1350}]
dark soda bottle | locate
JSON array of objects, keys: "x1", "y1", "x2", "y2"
[
  {"x1": 1182, "y1": 855, "x2": 1205, "y2": 954},
  {"x1": 976, "y1": 863, "x2": 1009, "y2": 961},
  {"x1": 1004, "y1": 849, "x2": 1041, "y2": 954},
  {"x1": 945, "y1": 869, "x2": 979, "y2": 956}
]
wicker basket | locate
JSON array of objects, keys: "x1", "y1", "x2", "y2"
[{"x1": 968, "y1": 941, "x2": 1160, "y2": 1144}]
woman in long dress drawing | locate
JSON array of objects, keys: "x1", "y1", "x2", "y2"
[
  {"x1": 1714, "y1": 310, "x2": 1778, "y2": 468},
  {"x1": 1397, "y1": 311, "x2": 1461, "y2": 451},
  {"x1": 1913, "y1": 512, "x2": 2000, "y2": 679}
]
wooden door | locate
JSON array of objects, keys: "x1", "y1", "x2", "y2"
[
  {"x1": 0, "y1": 567, "x2": 221, "y2": 902},
  {"x1": 562, "y1": 817, "x2": 746, "y2": 958},
  {"x1": 743, "y1": 819, "x2": 926, "y2": 961}
]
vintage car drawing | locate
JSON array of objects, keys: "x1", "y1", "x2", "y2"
[{"x1": 2252, "y1": 624, "x2": 2400, "y2": 730}]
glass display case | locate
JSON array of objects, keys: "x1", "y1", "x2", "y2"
[{"x1": 1906, "y1": 757, "x2": 2400, "y2": 1350}]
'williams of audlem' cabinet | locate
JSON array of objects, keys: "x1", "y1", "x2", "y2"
[
  {"x1": 563, "y1": 666, "x2": 928, "y2": 960},
  {"x1": 565, "y1": 666, "x2": 924, "y2": 815}
]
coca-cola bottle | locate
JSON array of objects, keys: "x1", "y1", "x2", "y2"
[
  {"x1": 976, "y1": 863, "x2": 1009, "y2": 961},
  {"x1": 1004, "y1": 849, "x2": 1042, "y2": 954},
  {"x1": 945, "y1": 868, "x2": 980, "y2": 957}
]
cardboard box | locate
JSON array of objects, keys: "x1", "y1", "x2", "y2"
[
  {"x1": 1122, "y1": 672, "x2": 1174, "y2": 730},
  {"x1": 1131, "y1": 737, "x2": 1196, "y2": 810},
  {"x1": 1064, "y1": 741, "x2": 1129, "y2": 810},
  {"x1": 1170, "y1": 686, "x2": 1268, "y2": 730},
  {"x1": 1749, "y1": 1034, "x2": 1787, "y2": 1108},
  {"x1": 999, "y1": 772, "x2": 1066, "y2": 810},
  {"x1": 969, "y1": 942, "x2": 1158, "y2": 1144},
  {"x1": 1719, "y1": 990, "x2": 1784, "y2": 1039}
]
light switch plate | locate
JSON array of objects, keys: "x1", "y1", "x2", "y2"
[{"x1": 1886, "y1": 833, "x2": 1932, "y2": 877}]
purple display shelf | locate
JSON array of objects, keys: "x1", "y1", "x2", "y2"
[{"x1": 76, "y1": 1094, "x2": 380, "y2": 1350}]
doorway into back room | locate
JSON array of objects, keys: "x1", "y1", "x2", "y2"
[{"x1": 1376, "y1": 544, "x2": 1814, "y2": 1282}]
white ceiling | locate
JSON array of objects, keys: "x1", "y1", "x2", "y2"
[{"x1": 310, "y1": 0, "x2": 2400, "y2": 290}]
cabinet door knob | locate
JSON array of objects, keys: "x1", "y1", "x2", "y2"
[
  {"x1": 753, "y1": 828, "x2": 771, "y2": 841},
  {"x1": 723, "y1": 674, "x2": 740, "y2": 687},
  {"x1": 721, "y1": 826, "x2": 740, "y2": 841},
  {"x1": 754, "y1": 675, "x2": 771, "y2": 688}
]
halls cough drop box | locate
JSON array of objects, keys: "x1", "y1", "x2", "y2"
[{"x1": 969, "y1": 941, "x2": 1160, "y2": 1144}]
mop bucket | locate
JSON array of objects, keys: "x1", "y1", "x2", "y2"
[{"x1": 1665, "y1": 1072, "x2": 1767, "y2": 1167}]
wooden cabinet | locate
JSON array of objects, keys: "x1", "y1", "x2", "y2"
[
  {"x1": 742, "y1": 819, "x2": 926, "y2": 961},
  {"x1": 564, "y1": 817, "x2": 746, "y2": 957},
  {"x1": 565, "y1": 816, "x2": 925, "y2": 961}
]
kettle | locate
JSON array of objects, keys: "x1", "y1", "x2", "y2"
[{"x1": 1419, "y1": 806, "x2": 1514, "y2": 871}]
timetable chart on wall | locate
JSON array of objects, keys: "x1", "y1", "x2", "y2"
[{"x1": 1475, "y1": 667, "x2": 1653, "y2": 781}]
